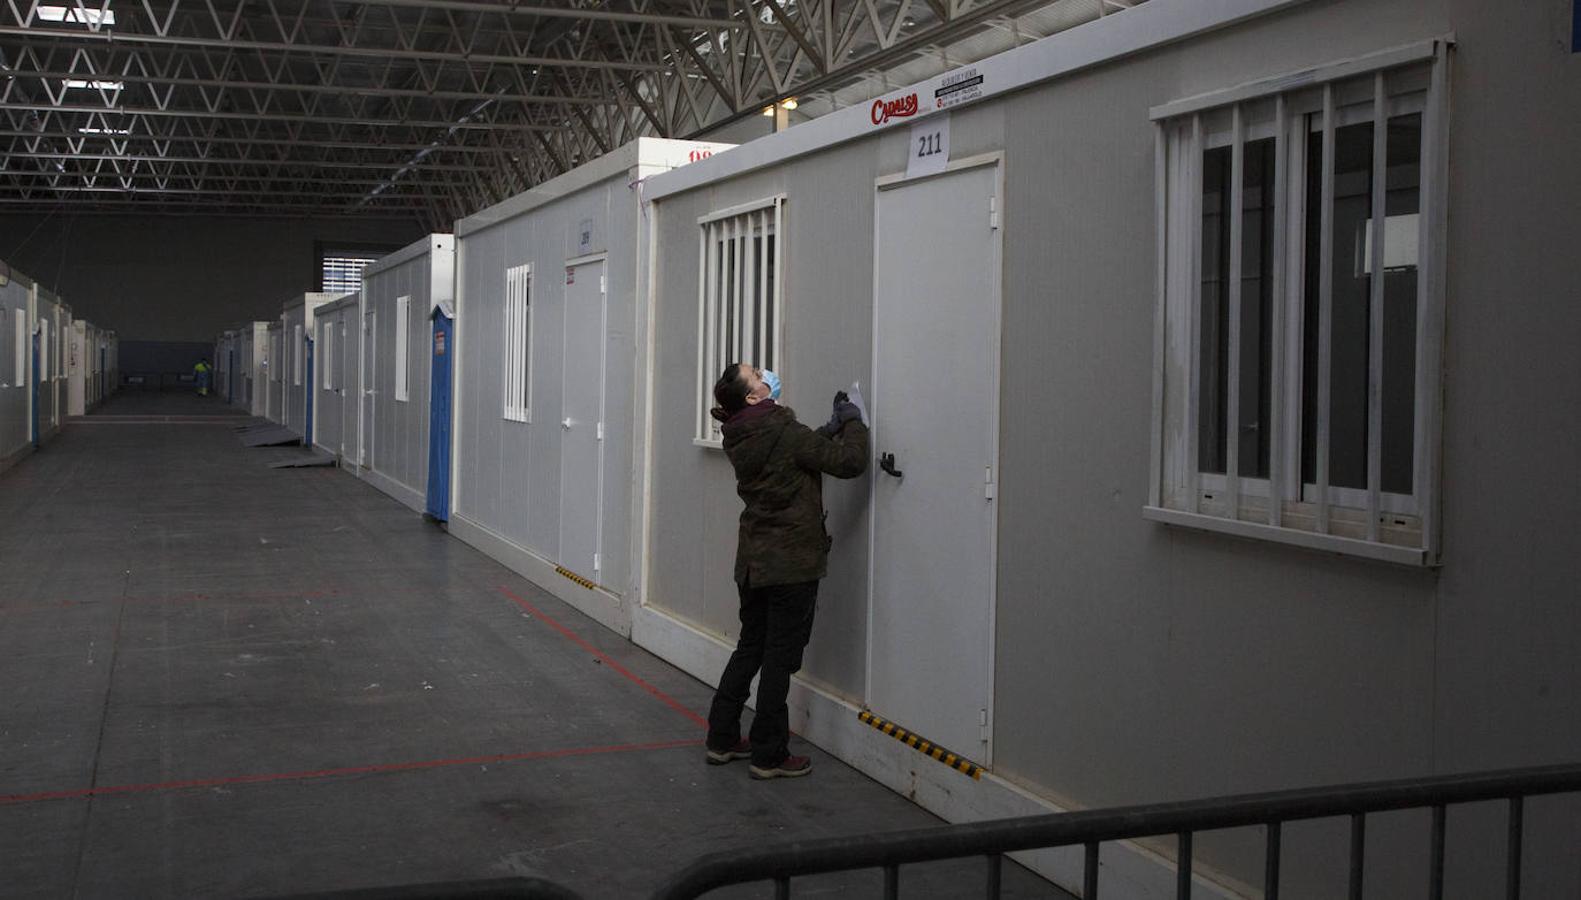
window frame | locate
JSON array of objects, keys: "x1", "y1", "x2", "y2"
[
  {"x1": 1145, "y1": 39, "x2": 1451, "y2": 567},
  {"x1": 693, "y1": 194, "x2": 786, "y2": 447},
  {"x1": 395, "y1": 295, "x2": 411, "y2": 403},
  {"x1": 321, "y1": 321, "x2": 335, "y2": 390},
  {"x1": 13, "y1": 308, "x2": 25, "y2": 388},
  {"x1": 502, "y1": 264, "x2": 532, "y2": 423}
]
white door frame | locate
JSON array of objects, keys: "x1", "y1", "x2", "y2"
[
  {"x1": 560, "y1": 251, "x2": 609, "y2": 578},
  {"x1": 363, "y1": 308, "x2": 377, "y2": 468},
  {"x1": 864, "y1": 151, "x2": 1005, "y2": 765}
]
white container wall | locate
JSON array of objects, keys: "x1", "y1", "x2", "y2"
[
  {"x1": 236, "y1": 321, "x2": 269, "y2": 415},
  {"x1": 356, "y1": 234, "x2": 453, "y2": 513},
  {"x1": 35, "y1": 287, "x2": 67, "y2": 442},
  {"x1": 264, "y1": 321, "x2": 284, "y2": 424},
  {"x1": 281, "y1": 292, "x2": 343, "y2": 441},
  {"x1": 312, "y1": 293, "x2": 362, "y2": 462},
  {"x1": 66, "y1": 319, "x2": 87, "y2": 416},
  {"x1": 450, "y1": 138, "x2": 730, "y2": 633},
  {"x1": 630, "y1": 2, "x2": 1581, "y2": 897},
  {"x1": 0, "y1": 261, "x2": 34, "y2": 472}
]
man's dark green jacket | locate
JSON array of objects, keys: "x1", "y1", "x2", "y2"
[{"x1": 720, "y1": 402, "x2": 869, "y2": 588}]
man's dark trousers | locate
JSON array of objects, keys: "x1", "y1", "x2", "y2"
[{"x1": 706, "y1": 580, "x2": 818, "y2": 767}]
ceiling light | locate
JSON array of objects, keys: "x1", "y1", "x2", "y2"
[
  {"x1": 65, "y1": 79, "x2": 123, "y2": 90},
  {"x1": 37, "y1": 5, "x2": 116, "y2": 25},
  {"x1": 780, "y1": 98, "x2": 798, "y2": 111},
  {"x1": 761, "y1": 106, "x2": 775, "y2": 117}
]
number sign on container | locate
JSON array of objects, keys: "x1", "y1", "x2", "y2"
[{"x1": 907, "y1": 114, "x2": 950, "y2": 179}]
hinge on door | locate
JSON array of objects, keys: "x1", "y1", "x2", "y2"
[
  {"x1": 600, "y1": 274, "x2": 607, "y2": 294},
  {"x1": 596, "y1": 421, "x2": 604, "y2": 441},
  {"x1": 989, "y1": 196, "x2": 999, "y2": 230},
  {"x1": 593, "y1": 553, "x2": 601, "y2": 572},
  {"x1": 979, "y1": 708, "x2": 990, "y2": 742},
  {"x1": 984, "y1": 466, "x2": 996, "y2": 500}
]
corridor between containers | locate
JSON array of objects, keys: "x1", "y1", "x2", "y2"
[{"x1": 0, "y1": 391, "x2": 1065, "y2": 899}]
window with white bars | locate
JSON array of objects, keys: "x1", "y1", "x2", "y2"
[
  {"x1": 502, "y1": 265, "x2": 531, "y2": 423},
  {"x1": 322, "y1": 321, "x2": 335, "y2": 390},
  {"x1": 695, "y1": 197, "x2": 783, "y2": 445},
  {"x1": 395, "y1": 296, "x2": 411, "y2": 403},
  {"x1": 320, "y1": 254, "x2": 380, "y2": 296},
  {"x1": 293, "y1": 324, "x2": 304, "y2": 386},
  {"x1": 14, "y1": 309, "x2": 26, "y2": 387},
  {"x1": 1148, "y1": 44, "x2": 1447, "y2": 565}
]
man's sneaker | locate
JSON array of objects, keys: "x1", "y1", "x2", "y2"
[
  {"x1": 706, "y1": 738, "x2": 751, "y2": 766},
  {"x1": 749, "y1": 755, "x2": 812, "y2": 780}
]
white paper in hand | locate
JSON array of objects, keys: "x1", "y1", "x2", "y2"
[{"x1": 847, "y1": 382, "x2": 868, "y2": 424}]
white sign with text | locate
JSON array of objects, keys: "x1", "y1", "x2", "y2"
[{"x1": 906, "y1": 114, "x2": 950, "y2": 179}]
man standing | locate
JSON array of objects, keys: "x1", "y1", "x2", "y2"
[
  {"x1": 705, "y1": 363, "x2": 867, "y2": 779},
  {"x1": 194, "y1": 358, "x2": 212, "y2": 396}
]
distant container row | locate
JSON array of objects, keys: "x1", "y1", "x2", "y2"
[
  {"x1": 212, "y1": 1, "x2": 1581, "y2": 894},
  {"x1": 0, "y1": 262, "x2": 119, "y2": 474}
]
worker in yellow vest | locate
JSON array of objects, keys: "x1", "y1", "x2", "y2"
[{"x1": 194, "y1": 358, "x2": 212, "y2": 396}]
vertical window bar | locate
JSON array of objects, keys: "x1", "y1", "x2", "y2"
[
  {"x1": 1185, "y1": 114, "x2": 1205, "y2": 514},
  {"x1": 695, "y1": 218, "x2": 709, "y2": 440},
  {"x1": 704, "y1": 223, "x2": 719, "y2": 437},
  {"x1": 1084, "y1": 841, "x2": 1101, "y2": 899},
  {"x1": 1415, "y1": 45, "x2": 1449, "y2": 557},
  {"x1": 986, "y1": 852, "x2": 1003, "y2": 899},
  {"x1": 503, "y1": 271, "x2": 514, "y2": 418},
  {"x1": 1316, "y1": 84, "x2": 1337, "y2": 532},
  {"x1": 1366, "y1": 72, "x2": 1388, "y2": 541},
  {"x1": 883, "y1": 864, "x2": 899, "y2": 900},
  {"x1": 1506, "y1": 796, "x2": 1523, "y2": 900},
  {"x1": 736, "y1": 215, "x2": 749, "y2": 365},
  {"x1": 1149, "y1": 121, "x2": 1169, "y2": 510},
  {"x1": 1264, "y1": 822, "x2": 1282, "y2": 900},
  {"x1": 1428, "y1": 805, "x2": 1447, "y2": 900},
  {"x1": 758, "y1": 210, "x2": 771, "y2": 367},
  {"x1": 1268, "y1": 95, "x2": 1289, "y2": 526},
  {"x1": 742, "y1": 212, "x2": 757, "y2": 365},
  {"x1": 1348, "y1": 812, "x2": 1365, "y2": 900},
  {"x1": 1226, "y1": 103, "x2": 1246, "y2": 518},
  {"x1": 773, "y1": 199, "x2": 784, "y2": 369}
]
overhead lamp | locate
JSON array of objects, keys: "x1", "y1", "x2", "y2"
[
  {"x1": 36, "y1": 5, "x2": 116, "y2": 25},
  {"x1": 762, "y1": 97, "x2": 798, "y2": 115},
  {"x1": 65, "y1": 79, "x2": 123, "y2": 90}
]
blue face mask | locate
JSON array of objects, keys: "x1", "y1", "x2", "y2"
[{"x1": 761, "y1": 369, "x2": 782, "y2": 401}]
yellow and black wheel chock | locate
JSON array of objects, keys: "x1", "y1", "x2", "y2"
[{"x1": 554, "y1": 566, "x2": 597, "y2": 590}]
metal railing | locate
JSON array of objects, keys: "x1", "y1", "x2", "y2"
[{"x1": 650, "y1": 763, "x2": 1581, "y2": 900}]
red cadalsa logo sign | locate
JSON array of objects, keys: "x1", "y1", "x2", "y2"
[{"x1": 871, "y1": 93, "x2": 919, "y2": 125}]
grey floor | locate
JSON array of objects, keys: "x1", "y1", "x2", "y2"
[{"x1": 0, "y1": 391, "x2": 1070, "y2": 899}]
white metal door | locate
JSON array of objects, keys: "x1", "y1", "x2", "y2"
[
  {"x1": 363, "y1": 310, "x2": 377, "y2": 466},
  {"x1": 558, "y1": 259, "x2": 607, "y2": 580},
  {"x1": 868, "y1": 161, "x2": 1001, "y2": 762}
]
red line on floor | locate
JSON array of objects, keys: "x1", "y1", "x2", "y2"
[
  {"x1": 0, "y1": 738, "x2": 701, "y2": 807},
  {"x1": 496, "y1": 585, "x2": 709, "y2": 729}
]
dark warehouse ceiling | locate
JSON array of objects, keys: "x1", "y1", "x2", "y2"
[{"x1": 2, "y1": 0, "x2": 1138, "y2": 228}]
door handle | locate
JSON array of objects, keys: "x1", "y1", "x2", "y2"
[
  {"x1": 879, "y1": 452, "x2": 904, "y2": 478},
  {"x1": 562, "y1": 418, "x2": 573, "y2": 429}
]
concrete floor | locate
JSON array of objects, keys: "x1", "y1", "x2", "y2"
[{"x1": 0, "y1": 391, "x2": 1069, "y2": 899}]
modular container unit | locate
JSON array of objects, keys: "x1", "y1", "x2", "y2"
[
  {"x1": 357, "y1": 234, "x2": 455, "y2": 515},
  {"x1": 34, "y1": 285, "x2": 68, "y2": 443},
  {"x1": 234, "y1": 321, "x2": 269, "y2": 415},
  {"x1": 311, "y1": 293, "x2": 362, "y2": 463},
  {"x1": 66, "y1": 319, "x2": 88, "y2": 416},
  {"x1": 632, "y1": 2, "x2": 1581, "y2": 897},
  {"x1": 0, "y1": 261, "x2": 34, "y2": 473},
  {"x1": 264, "y1": 320, "x2": 284, "y2": 423},
  {"x1": 449, "y1": 138, "x2": 730, "y2": 632},
  {"x1": 281, "y1": 292, "x2": 342, "y2": 442}
]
